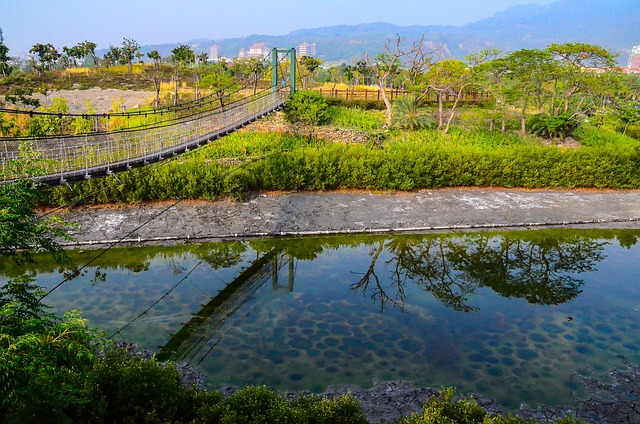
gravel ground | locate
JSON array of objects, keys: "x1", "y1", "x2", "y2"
[{"x1": 32, "y1": 87, "x2": 155, "y2": 113}]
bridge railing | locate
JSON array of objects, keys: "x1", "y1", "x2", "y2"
[{"x1": 1, "y1": 88, "x2": 289, "y2": 184}]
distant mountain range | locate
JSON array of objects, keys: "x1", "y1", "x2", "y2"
[{"x1": 140, "y1": 0, "x2": 640, "y2": 65}]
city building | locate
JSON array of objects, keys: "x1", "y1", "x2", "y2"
[
  {"x1": 248, "y1": 42, "x2": 269, "y2": 58},
  {"x1": 298, "y1": 42, "x2": 317, "y2": 57},
  {"x1": 628, "y1": 45, "x2": 640, "y2": 71},
  {"x1": 209, "y1": 44, "x2": 220, "y2": 62}
]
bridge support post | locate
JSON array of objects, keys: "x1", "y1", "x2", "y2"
[
  {"x1": 271, "y1": 49, "x2": 279, "y2": 90},
  {"x1": 272, "y1": 48, "x2": 296, "y2": 95},
  {"x1": 289, "y1": 47, "x2": 296, "y2": 95}
]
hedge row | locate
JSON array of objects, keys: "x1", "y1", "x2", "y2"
[{"x1": 48, "y1": 141, "x2": 640, "y2": 205}]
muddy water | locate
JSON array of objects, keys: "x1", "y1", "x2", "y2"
[{"x1": 3, "y1": 228, "x2": 640, "y2": 410}]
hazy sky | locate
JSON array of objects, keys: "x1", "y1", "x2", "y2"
[{"x1": 1, "y1": 0, "x2": 556, "y2": 54}]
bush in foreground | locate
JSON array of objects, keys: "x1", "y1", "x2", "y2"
[{"x1": 399, "y1": 388, "x2": 586, "y2": 424}]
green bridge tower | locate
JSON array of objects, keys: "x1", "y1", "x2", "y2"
[{"x1": 272, "y1": 48, "x2": 296, "y2": 95}]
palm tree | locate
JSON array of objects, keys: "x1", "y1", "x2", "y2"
[{"x1": 392, "y1": 94, "x2": 434, "y2": 130}]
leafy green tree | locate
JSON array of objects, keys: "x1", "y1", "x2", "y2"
[
  {"x1": 70, "y1": 99, "x2": 96, "y2": 134},
  {"x1": 354, "y1": 59, "x2": 372, "y2": 86},
  {"x1": 614, "y1": 100, "x2": 640, "y2": 135},
  {"x1": 148, "y1": 50, "x2": 163, "y2": 107},
  {"x1": 425, "y1": 59, "x2": 474, "y2": 134},
  {"x1": 546, "y1": 42, "x2": 617, "y2": 115},
  {"x1": 0, "y1": 148, "x2": 70, "y2": 264},
  {"x1": 365, "y1": 48, "x2": 401, "y2": 128},
  {"x1": 29, "y1": 43, "x2": 60, "y2": 75},
  {"x1": 298, "y1": 55, "x2": 323, "y2": 90},
  {"x1": 171, "y1": 44, "x2": 195, "y2": 105},
  {"x1": 28, "y1": 98, "x2": 70, "y2": 136},
  {"x1": 197, "y1": 52, "x2": 208, "y2": 64},
  {"x1": 0, "y1": 156, "x2": 100, "y2": 422},
  {"x1": 247, "y1": 58, "x2": 267, "y2": 94},
  {"x1": 201, "y1": 62, "x2": 237, "y2": 109},
  {"x1": 620, "y1": 73, "x2": 640, "y2": 102},
  {"x1": 341, "y1": 63, "x2": 355, "y2": 87},
  {"x1": 474, "y1": 56, "x2": 511, "y2": 131},
  {"x1": 120, "y1": 37, "x2": 140, "y2": 73},
  {"x1": 503, "y1": 48, "x2": 555, "y2": 135},
  {"x1": 0, "y1": 42, "x2": 12, "y2": 77},
  {"x1": 79, "y1": 40, "x2": 98, "y2": 67},
  {"x1": 147, "y1": 49, "x2": 162, "y2": 71},
  {"x1": 62, "y1": 44, "x2": 84, "y2": 67},
  {"x1": 232, "y1": 58, "x2": 267, "y2": 94},
  {"x1": 102, "y1": 45, "x2": 121, "y2": 69}
]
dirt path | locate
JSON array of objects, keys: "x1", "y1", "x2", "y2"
[{"x1": 58, "y1": 188, "x2": 640, "y2": 246}]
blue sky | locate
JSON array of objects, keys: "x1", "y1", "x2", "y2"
[{"x1": 1, "y1": 0, "x2": 556, "y2": 54}]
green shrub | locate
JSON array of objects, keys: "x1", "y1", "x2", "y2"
[
  {"x1": 45, "y1": 126, "x2": 640, "y2": 206},
  {"x1": 292, "y1": 394, "x2": 367, "y2": 424},
  {"x1": 284, "y1": 90, "x2": 329, "y2": 126},
  {"x1": 1, "y1": 281, "x2": 102, "y2": 423},
  {"x1": 215, "y1": 385, "x2": 295, "y2": 423},
  {"x1": 528, "y1": 113, "x2": 580, "y2": 139},
  {"x1": 93, "y1": 346, "x2": 215, "y2": 424},
  {"x1": 223, "y1": 168, "x2": 256, "y2": 201}
]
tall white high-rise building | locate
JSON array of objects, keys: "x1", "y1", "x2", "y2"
[
  {"x1": 209, "y1": 45, "x2": 220, "y2": 62},
  {"x1": 298, "y1": 43, "x2": 317, "y2": 57}
]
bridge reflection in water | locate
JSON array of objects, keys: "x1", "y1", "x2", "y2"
[{"x1": 157, "y1": 250, "x2": 294, "y2": 363}]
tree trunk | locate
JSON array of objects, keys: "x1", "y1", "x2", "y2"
[
  {"x1": 153, "y1": 77, "x2": 161, "y2": 108},
  {"x1": 443, "y1": 87, "x2": 466, "y2": 135},
  {"x1": 379, "y1": 83, "x2": 393, "y2": 128},
  {"x1": 174, "y1": 80, "x2": 178, "y2": 106},
  {"x1": 437, "y1": 92, "x2": 444, "y2": 130},
  {"x1": 193, "y1": 72, "x2": 199, "y2": 101}
]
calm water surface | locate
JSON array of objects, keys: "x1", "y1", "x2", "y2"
[{"x1": 3, "y1": 229, "x2": 640, "y2": 409}]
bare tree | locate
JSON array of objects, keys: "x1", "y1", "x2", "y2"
[
  {"x1": 365, "y1": 34, "x2": 425, "y2": 128},
  {"x1": 402, "y1": 36, "x2": 443, "y2": 88}
]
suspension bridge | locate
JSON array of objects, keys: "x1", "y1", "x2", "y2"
[{"x1": 0, "y1": 48, "x2": 296, "y2": 186}]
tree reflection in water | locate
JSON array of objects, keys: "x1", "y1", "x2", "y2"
[{"x1": 353, "y1": 232, "x2": 609, "y2": 312}]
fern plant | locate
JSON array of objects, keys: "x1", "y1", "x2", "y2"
[
  {"x1": 528, "y1": 112, "x2": 580, "y2": 140},
  {"x1": 392, "y1": 94, "x2": 436, "y2": 130}
]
